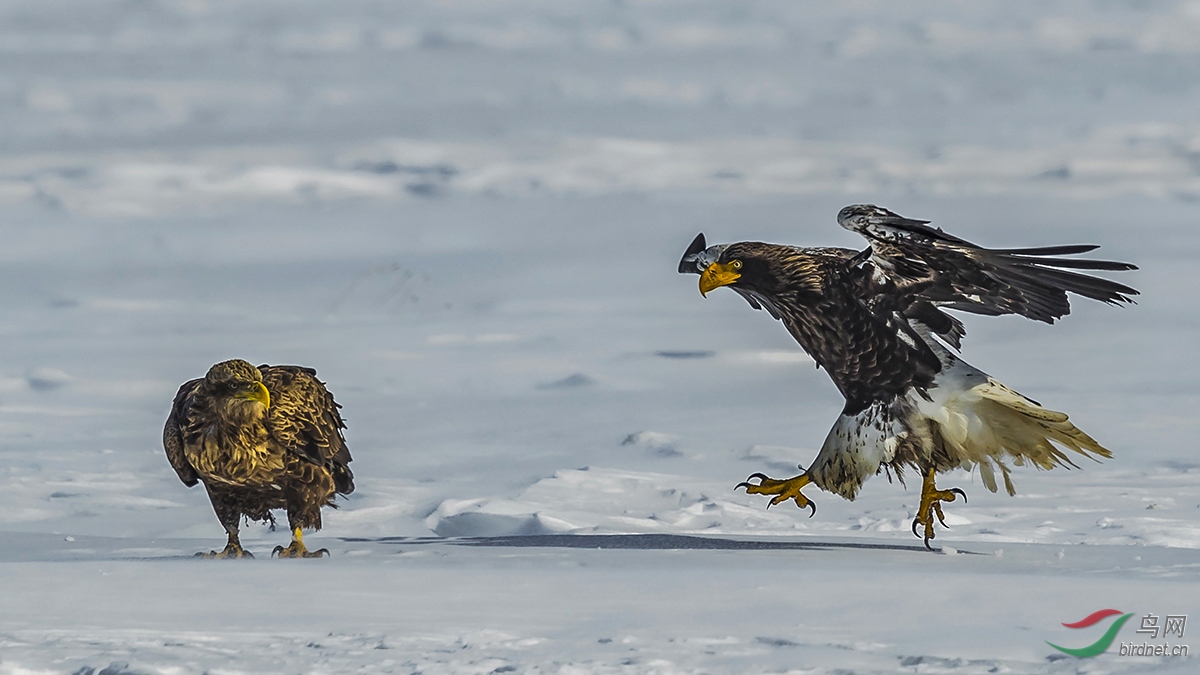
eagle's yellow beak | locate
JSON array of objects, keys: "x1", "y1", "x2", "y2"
[
  {"x1": 699, "y1": 261, "x2": 741, "y2": 297},
  {"x1": 236, "y1": 381, "x2": 271, "y2": 408}
]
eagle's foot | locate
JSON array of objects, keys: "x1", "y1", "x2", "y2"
[
  {"x1": 195, "y1": 542, "x2": 254, "y2": 559},
  {"x1": 272, "y1": 543, "x2": 328, "y2": 558},
  {"x1": 736, "y1": 471, "x2": 816, "y2": 516},
  {"x1": 272, "y1": 528, "x2": 329, "y2": 559},
  {"x1": 912, "y1": 469, "x2": 967, "y2": 550}
]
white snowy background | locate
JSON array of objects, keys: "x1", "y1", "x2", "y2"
[{"x1": 0, "y1": 1, "x2": 1198, "y2": 673}]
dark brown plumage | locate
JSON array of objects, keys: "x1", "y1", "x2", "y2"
[
  {"x1": 704, "y1": 241, "x2": 943, "y2": 415},
  {"x1": 679, "y1": 205, "x2": 1137, "y2": 547},
  {"x1": 835, "y1": 204, "x2": 1138, "y2": 326},
  {"x1": 163, "y1": 359, "x2": 353, "y2": 558}
]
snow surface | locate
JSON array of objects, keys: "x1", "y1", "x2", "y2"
[{"x1": 0, "y1": 0, "x2": 1198, "y2": 672}]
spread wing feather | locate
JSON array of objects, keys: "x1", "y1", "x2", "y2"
[
  {"x1": 837, "y1": 205, "x2": 1138, "y2": 325},
  {"x1": 259, "y1": 365, "x2": 355, "y2": 495}
]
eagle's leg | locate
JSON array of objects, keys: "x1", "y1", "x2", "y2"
[
  {"x1": 197, "y1": 499, "x2": 254, "y2": 559},
  {"x1": 912, "y1": 468, "x2": 967, "y2": 550},
  {"x1": 736, "y1": 471, "x2": 817, "y2": 516},
  {"x1": 274, "y1": 481, "x2": 331, "y2": 558},
  {"x1": 272, "y1": 527, "x2": 329, "y2": 559}
]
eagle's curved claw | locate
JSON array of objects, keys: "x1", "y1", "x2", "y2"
[
  {"x1": 197, "y1": 542, "x2": 254, "y2": 559},
  {"x1": 736, "y1": 471, "x2": 816, "y2": 515},
  {"x1": 272, "y1": 529, "x2": 329, "y2": 558},
  {"x1": 911, "y1": 469, "x2": 967, "y2": 549},
  {"x1": 734, "y1": 473, "x2": 771, "y2": 491},
  {"x1": 271, "y1": 544, "x2": 327, "y2": 558},
  {"x1": 735, "y1": 473, "x2": 772, "y2": 490},
  {"x1": 270, "y1": 540, "x2": 326, "y2": 557}
]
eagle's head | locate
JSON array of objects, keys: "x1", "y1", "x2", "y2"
[
  {"x1": 677, "y1": 233, "x2": 788, "y2": 298},
  {"x1": 204, "y1": 359, "x2": 271, "y2": 411}
]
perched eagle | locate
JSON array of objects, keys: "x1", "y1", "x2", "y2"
[
  {"x1": 679, "y1": 205, "x2": 1137, "y2": 547},
  {"x1": 163, "y1": 359, "x2": 354, "y2": 558}
]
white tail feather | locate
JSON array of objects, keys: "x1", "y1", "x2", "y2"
[
  {"x1": 920, "y1": 362, "x2": 1110, "y2": 496},
  {"x1": 807, "y1": 326, "x2": 1112, "y2": 501}
]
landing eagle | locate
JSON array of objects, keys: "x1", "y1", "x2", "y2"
[
  {"x1": 163, "y1": 360, "x2": 354, "y2": 558},
  {"x1": 678, "y1": 205, "x2": 1137, "y2": 547}
]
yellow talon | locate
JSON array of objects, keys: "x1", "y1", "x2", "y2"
[
  {"x1": 736, "y1": 472, "x2": 817, "y2": 516},
  {"x1": 196, "y1": 541, "x2": 254, "y2": 559},
  {"x1": 912, "y1": 468, "x2": 967, "y2": 550},
  {"x1": 272, "y1": 527, "x2": 329, "y2": 559}
]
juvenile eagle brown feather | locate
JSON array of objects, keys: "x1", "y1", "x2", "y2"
[{"x1": 163, "y1": 359, "x2": 353, "y2": 558}]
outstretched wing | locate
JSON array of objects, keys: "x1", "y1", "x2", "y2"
[
  {"x1": 162, "y1": 378, "x2": 202, "y2": 487},
  {"x1": 837, "y1": 205, "x2": 1139, "y2": 325},
  {"x1": 259, "y1": 365, "x2": 355, "y2": 495}
]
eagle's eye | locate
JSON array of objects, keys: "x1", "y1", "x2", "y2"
[{"x1": 730, "y1": 260, "x2": 743, "y2": 270}]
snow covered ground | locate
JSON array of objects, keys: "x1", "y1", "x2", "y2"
[
  {"x1": 2, "y1": 533, "x2": 1199, "y2": 674},
  {"x1": 0, "y1": 0, "x2": 1198, "y2": 672}
]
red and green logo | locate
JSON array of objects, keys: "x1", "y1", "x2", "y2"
[{"x1": 1047, "y1": 609, "x2": 1134, "y2": 657}]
